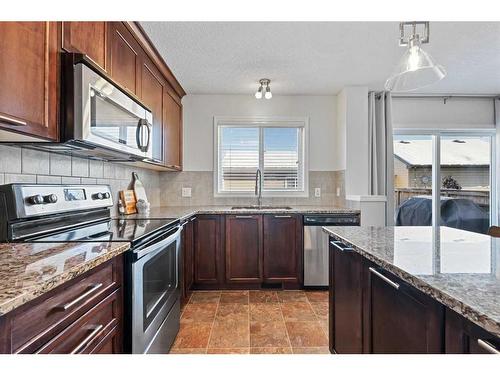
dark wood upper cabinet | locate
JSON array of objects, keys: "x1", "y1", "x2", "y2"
[
  {"x1": 262, "y1": 214, "x2": 302, "y2": 284},
  {"x1": 363, "y1": 261, "x2": 444, "y2": 354},
  {"x1": 194, "y1": 215, "x2": 223, "y2": 286},
  {"x1": 225, "y1": 215, "x2": 263, "y2": 284},
  {"x1": 330, "y1": 241, "x2": 363, "y2": 354},
  {"x1": 163, "y1": 90, "x2": 182, "y2": 169},
  {"x1": 0, "y1": 22, "x2": 59, "y2": 140},
  {"x1": 62, "y1": 22, "x2": 107, "y2": 71},
  {"x1": 107, "y1": 22, "x2": 141, "y2": 95},
  {"x1": 140, "y1": 57, "x2": 165, "y2": 163}
]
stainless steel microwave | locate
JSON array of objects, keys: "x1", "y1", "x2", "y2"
[{"x1": 66, "y1": 54, "x2": 155, "y2": 161}]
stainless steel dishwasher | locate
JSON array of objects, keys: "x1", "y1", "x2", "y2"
[{"x1": 303, "y1": 214, "x2": 360, "y2": 287}]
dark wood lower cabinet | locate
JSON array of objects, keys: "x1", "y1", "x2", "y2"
[
  {"x1": 329, "y1": 240, "x2": 363, "y2": 354},
  {"x1": 263, "y1": 214, "x2": 302, "y2": 285},
  {"x1": 363, "y1": 261, "x2": 444, "y2": 354},
  {"x1": 445, "y1": 308, "x2": 500, "y2": 354},
  {"x1": 193, "y1": 215, "x2": 224, "y2": 287},
  {"x1": 0, "y1": 256, "x2": 124, "y2": 354},
  {"x1": 225, "y1": 215, "x2": 263, "y2": 284}
]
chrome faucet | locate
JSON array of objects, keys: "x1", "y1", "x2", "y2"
[{"x1": 255, "y1": 168, "x2": 262, "y2": 208}]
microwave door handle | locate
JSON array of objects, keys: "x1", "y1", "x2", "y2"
[{"x1": 135, "y1": 119, "x2": 151, "y2": 152}]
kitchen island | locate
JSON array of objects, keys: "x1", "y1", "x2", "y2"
[{"x1": 323, "y1": 225, "x2": 500, "y2": 354}]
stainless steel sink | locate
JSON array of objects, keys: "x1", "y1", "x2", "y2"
[{"x1": 231, "y1": 205, "x2": 293, "y2": 210}]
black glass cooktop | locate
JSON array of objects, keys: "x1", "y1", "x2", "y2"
[{"x1": 31, "y1": 217, "x2": 179, "y2": 245}]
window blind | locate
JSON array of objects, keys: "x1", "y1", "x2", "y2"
[{"x1": 218, "y1": 125, "x2": 304, "y2": 194}]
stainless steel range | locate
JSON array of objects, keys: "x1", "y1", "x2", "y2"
[{"x1": 0, "y1": 183, "x2": 182, "y2": 354}]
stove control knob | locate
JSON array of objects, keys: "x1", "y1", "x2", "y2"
[
  {"x1": 103, "y1": 192, "x2": 110, "y2": 199},
  {"x1": 43, "y1": 194, "x2": 58, "y2": 204},
  {"x1": 93, "y1": 192, "x2": 104, "y2": 200},
  {"x1": 29, "y1": 194, "x2": 44, "y2": 205}
]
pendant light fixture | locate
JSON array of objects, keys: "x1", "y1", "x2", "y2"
[
  {"x1": 385, "y1": 22, "x2": 446, "y2": 92},
  {"x1": 255, "y1": 79, "x2": 272, "y2": 99}
]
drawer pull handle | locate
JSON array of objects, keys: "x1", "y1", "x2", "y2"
[
  {"x1": 330, "y1": 240, "x2": 353, "y2": 252},
  {"x1": 234, "y1": 215, "x2": 254, "y2": 219},
  {"x1": 369, "y1": 267, "x2": 400, "y2": 290},
  {"x1": 71, "y1": 324, "x2": 104, "y2": 354},
  {"x1": 58, "y1": 283, "x2": 104, "y2": 311},
  {"x1": 0, "y1": 114, "x2": 27, "y2": 126},
  {"x1": 477, "y1": 339, "x2": 500, "y2": 354},
  {"x1": 190, "y1": 217, "x2": 196, "y2": 222},
  {"x1": 274, "y1": 215, "x2": 292, "y2": 218}
]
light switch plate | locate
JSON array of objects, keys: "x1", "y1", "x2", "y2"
[
  {"x1": 182, "y1": 187, "x2": 192, "y2": 197},
  {"x1": 314, "y1": 188, "x2": 321, "y2": 197}
]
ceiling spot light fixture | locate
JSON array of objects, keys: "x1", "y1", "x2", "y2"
[
  {"x1": 385, "y1": 21, "x2": 446, "y2": 92},
  {"x1": 255, "y1": 79, "x2": 272, "y2": 99}
]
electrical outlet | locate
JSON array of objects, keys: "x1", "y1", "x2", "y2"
[
  {"x1": 336, "y1": 187, "x2": 341, "y2": 197},
  {"x1": 182, "y1": 187, "x2": 192, "y2": 198},
  {"x1": 314, "y1": 188, "x2": 321, "y2": 197}
]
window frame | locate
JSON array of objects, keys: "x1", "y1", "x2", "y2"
[
  {"x1": 393, "y1": 128, "x2": 497, "y2": 227},
  {"x1": 213, "y1": 116, "x2": 309, "y2": 198}
]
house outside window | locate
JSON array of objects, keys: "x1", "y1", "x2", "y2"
[
  {"x1": 393, "y1": 130, "x2": 496, "y2": 234},
  {"x1": 214, "y1": 117, "x2": 309, "y2": 197}
]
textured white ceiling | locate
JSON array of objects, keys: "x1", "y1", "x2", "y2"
[{"x1": 140, "y1": 22, "x2": 500, "y2": 95}]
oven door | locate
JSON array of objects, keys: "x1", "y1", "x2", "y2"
[
  {"x1": 74, "y1": 62, "x2": 155, "y2": 160},
  {"x1": 131, "y1": 226, "x2": 181, "y2": 353}
]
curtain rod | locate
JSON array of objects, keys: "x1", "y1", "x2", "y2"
[{"x1": 391, "y1": 93, "x2": 499, "y2": 99}]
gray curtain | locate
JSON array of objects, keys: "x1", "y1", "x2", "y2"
[
  {"x1": 496, "y1": 97, "x2": 500, "y2": 226},
  {"x1": 368, "y1": 91, "x2": 394, "y2": 225}
]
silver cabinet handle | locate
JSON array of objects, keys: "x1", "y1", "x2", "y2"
[
  {"x1": 70, "y1": 324, "x2": 104, "y2": 354},
  {"x1": 274, "y1": 215, "x2": 292, "y2": 218},
  {"x1": 234, "y1": 215, "x2": 254, "y2": 219},
  {"x1": 477, "y1": 339, "x2": 500, "y2": 354},
  {"x1": 190, "y1": 217, "x2": 196, "y2": 222},
  {"x1": 330, "y1": 240, "x2": 353, "y2": 252},
  {"x1": 57, "y1": 283, "x2": 103, "y2": 311},
  {"x1": 0, "y1": 114, "x2": 27, "y2": 126},
  {"x1": 369, "y1": 267, "x2": 400, "y2": 290}
]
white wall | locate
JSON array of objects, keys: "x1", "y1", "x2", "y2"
[
  {"x1": 182, "y1": 94, "x2": 340, "y2": 171},
  {"x1": 336, "y1": 87, "x2": 369, "y2": 196},
  {"x1": 393, "y1": 97, "x2": 496, "y2": 129}
]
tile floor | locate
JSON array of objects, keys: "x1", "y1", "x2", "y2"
[{"x1": 170, "y1": 290, "x2": 329, "y2": 354}]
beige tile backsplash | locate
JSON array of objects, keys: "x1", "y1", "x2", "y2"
[
  {"x1": 159, "y1": 170, "x2": 346, "y2": 207},
  {"x1": 0, "y1": 145, "x2": 161, "y2": 212},
  {"x1": 0, "y1": 144, "x2": 346, "y2": 210}
]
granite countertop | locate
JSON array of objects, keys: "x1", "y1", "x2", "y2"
[
  {"x1": 323, "y1": 225, "x2": 500, "y2": 337},
  {"x1": 113, "y1": 205, "x2": 360, "y2": 221},
  {"x1": 0, "y1": 241, "x2": 130, "y2": 316}
]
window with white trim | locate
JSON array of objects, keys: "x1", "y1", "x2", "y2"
[{"x1": 214, "y1": 118, "x2": 308, "y2": 197}]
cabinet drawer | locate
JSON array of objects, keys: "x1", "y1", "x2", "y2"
[
  {"x1": 35, "y1": 289, "x2": 122, "y2": 354},
  {"x1": 12, "y1": 258, "x2": 122, "y2": 353}
]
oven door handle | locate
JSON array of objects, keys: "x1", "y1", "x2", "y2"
[{"x1": 133, "y1": 226, "x2": 182, "y2": 260}]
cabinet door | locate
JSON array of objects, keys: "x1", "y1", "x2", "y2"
[
  {"x1": 163, "y1": 90, "x2": 182, "y2": 169},
  {"x1": 445, "y1": 308, "x2": 500, "y2": 354},
  {"x1": 364, "y1": 263, "x2": 444, "y2": 353},
  {"x1": 107, "y1": 22, "x2": 140, "y2": 95},
  {"x1": 263, "y1": 214, "x2": 302, "y2": 284},
  {"x1": 62, "y1": 22, "x2": 107, "y2": 71},
  {"x1": 225, "y1": 215, "x2": 263, "y2": 284},
  {"x1": 0, "y1": 22, "x2": 59, "y2": 140},
  {"x1": 194, "y1": 215, "x2": 223, "y2": 286},
  {"x1": 330, "y1": 240, "x2": 363, "y2": 354},
  {"x1": 88, "y1": 324, "x2": 122, "y2": 354},
  {"x1": 140, "y1": 57, "x2": 164, "y2": 163}
]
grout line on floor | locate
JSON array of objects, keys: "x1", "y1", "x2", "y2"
[
  {"x1": 204, "y1": 292, "x2": 220, "y2": 353},
  {"x1": 278, "y1": 293, "x2": 293, "y2": 350}
]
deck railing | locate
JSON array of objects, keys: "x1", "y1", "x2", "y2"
[{"x1": 394, "y1": 187, "x2": 490, "y2": 209}]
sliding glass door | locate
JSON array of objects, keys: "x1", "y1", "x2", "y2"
[{"x1": 393, "y1": 130, "x2": 496, "y2": 234}]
